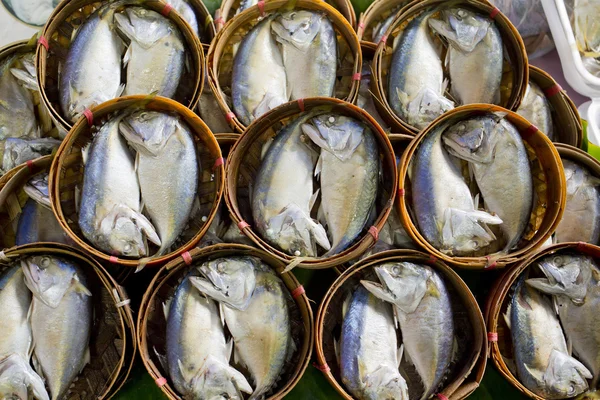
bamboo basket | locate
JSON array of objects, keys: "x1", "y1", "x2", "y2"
[
  {"x1": 49, "y1": 95, "x2": 224, "y2": 268},
  {"x1": 184, "y1": 0, "x2": 217, "y2": 44},
  {"x1": 215, "y1": 0, "x2": 356, "y2": 31},
  {"x1": 137, "y1": 243, "x2": 313, "y2": 399},
  {"x1": 527, "y1": 66, "x2": 583, "y2": 147},
  {"x1": 206, "y1": 0, "x2": 362, "y2": 133},
  {"x1": 0, "y1": 243, "x2": 135, "y2": 399},
  {"x1": 197, "y1": 74, "x2": 236, "y2": 134},
  {"x1": 356, "y1": 0, "x2": 411, "y2": 45},
  {"x1": 36, "y1": 0, "x2": 204, "y2": 133},
  {"x1": 225, "y1": 97, "x2": 397, "y2": 269},
  {"x1": 372, "y1": 0, "x2": 529, "y2": 135},
  {"x1": 398, "y1": 105, "x2": 566, "y2": 269},
  {"x1": 485, "y1": 242, "x2": 600, "y2": 400},
  {"x1": 0, "y1": 39, "x2": 61, "y2": 169},
  {"x1": 316, "y1": 249, "x2": 487, "y2": 399}
]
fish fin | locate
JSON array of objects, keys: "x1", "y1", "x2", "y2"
[
  {"x1": 153, "y1": 347, "x2": 168, "y2": 371},
  {"x1": 72, "y1": 276, "x2": 92, "y2": 296},
  {"x1": 80, "y1": 142, "x2": 90, "y2": 166},
  {"x1": 314, "y1": 151, "x2": 323, "y2": 179},
  {"x1": 219, "y1": 302, "x2": 226, "y2": 327},
  {"x1": 341, "y1": 290, "x2": 352, "y2": 319},
  {"x1": 81, "y1": 347, "x2": 91, "y2": 372},
  {"x1": 503, "y1": 302, "x2": 512, "y2": 330},
  {"x1": 133, "y1": 211, "x2": 161, "y2": 246},
  {"x1": 333, "y1": 336, "x2": 341, "y2": 368},
  {"x1": 162, "y1": 297, "x2": 172, "y2": 320},
  {"x1": 178, "y1": 359, "x2": 194, "y2": 384},
  {"x1": 360, "y1": 279, "x2": 396, "y2": 304},
  {"x1": 317, "y1": 201, "x2": 326, "y2": 227},
  {"x1": 260, "y1": 137, "x2": 274, "y2": 160},
  {"x1": 31, "y1": 353, "x2": 43, "y2": 377},
  {"x1": 10, "y1": 67, "x2": 38, "y2": 91},
  {"x1": 397, "y1": 344, "x2": 404, "y2": 368},
  {"x1": 116, "y1": 83, "x2": 125, "y2": 98},
  {"x1": 302, "y1": 122, "x2": 328, "y2": 152},
  {"x1": 309, "y1": 189, "x2": 319, "y2": 211},
  {"x1": 226, "y1": 338, "x2": 234, "y2": 362},
  {"x1": 123, "y1": 45, "x2": 132, "y2": 67}
]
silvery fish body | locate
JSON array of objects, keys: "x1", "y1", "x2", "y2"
[
  {"x1": 115, "y1": 7, "x2": 185, "y2": 98},
  {"x1": 372, "y1": 8, "x2": 400, "y2": 43},
  {"x1": 389, "y1": 11, "x2": 453, "y2": 129},
  {"x1": 0, "y1": 266, "x2": 31, "y2": 359},
  {"x1": 517, "y1": 81, "x2": 554, "y2": 140},
  {"x1": 444, "y1": 116, "x2": 533, "y2": 251},
  {"x1": 0, "y1": 354, "x2": 49, "y2": 400},
  {"x1": 302, "y1": 115, "x2": 379, "y2": 256},
  {"x1": 363, "y1": 262, "x2": 454, "y2": 400},
  {"x1": 166, "y1": 273, "x2": 251, "y2": 399},
  {"x1": 511, "y1": 274, "x2": 591, "y2": 399},
  {"x1": 16, "y1": 199, "x2": 72, "y2": 246},
  {"x1": 357, "y1": 62, "x2": 389, "y2": 131},
  {"x1": 22, "y1": 256, "x2": 92, "y2": 400},
  {"x1": 6, "y1": 0, "x2": 53, "y2": 25},
  {"x1": 237, "y1": 0, "x2": 257, "y2": 13},
  {"x1": 167, "y1": 0, "x2": 199, "y2": 36},
  {"x1": 0, "y1": 55, "x2": 38, "y2": 141},
  {"x1": 526, "y1": 254, "x2": 600, "y2": 388},
  {"x1": 23, "y1": 172, "x2": 51, "y2": 208},
  {"x1": 122, "y1": 112, "x2": 198, "y2": 255},
  {"x1": 252, "y1": 114, "x2": 330, "y2": 257},
  {"x1": 411, "y1": 123, "x2": 502, "y2": 255},
  {"x1": 429, "y1": 9, "x2": 503, "y2": 105},
  {"x1": 198, "y1": 79, "x2": 234, "y2": 133},
  {"x1": 60, "y1": 4, "x2": 124, "y2": 123},
  {"x1": 555, "y1": 159, "x2": 600, "y2": 244},
  {"x1": 340, "y1": 285, "x2": 408, "y2": 400},
  {"x1": 1, "y1": 137, "x2": 61, "y2": 175},
  {"x1": 271, "y1": 11, "x2": 337, "y2": 100},
  {"x1": 79, "y1": 115, "x2": 160, "y2": 257},
  {"x1": 232, "y1": 15, "x2": 288, "y2": 126}
]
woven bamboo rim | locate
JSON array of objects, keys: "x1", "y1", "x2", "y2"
[
  {"x1": 528, "y1": 66, "x2": 583, "y2": 148},
  {"x1": 0, "y1": 243, "x2": 135, "y2": 399},
  {"x1": 555, "y1": 143, "x2": 600, "y2": 176},
  {"x1": 36, "y1": 0, "x2": 204, "y2": 133},
  {"x1": 356, "y1": 0, "x2": 411, "y2": 45},
  {"x1": 137, "y1": 243, "x2": 313, "y2": 399},
  {"x1": 184, "y1": 0, "x2": 217, "y2": 43},
  {"x1": 485, "y1": 242, "x2": 600, "y2": 400},
  {"x1": 216, "y1": 0, "x2": 356, "y2": 31},
  {"x1": 371, "y1": 0, "x2": 529, "y2": 135},
  {"x1": 315, "y1": 249, "x2": 487, "y2": 400},
  {"x1": 49, "y1": 95, "x2": 224, "y2": 268},
  {"x1": 207, "y1": 0, "x2": 362, "y2": 133},
  {"x1": 0, "y1": 39, "x2": 61, "y2": 163},
  {"x1": 225, "y1": 97, "x2": 397, "y2": 269},
  {"x1": 398, "y1": 104, "x2": 566, "y2": 269}
]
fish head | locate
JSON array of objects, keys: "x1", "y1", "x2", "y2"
[
  {"x1": 301, "y1": 114, "x2": 365, "y2": 161},
  {"x1": 362, "y1": 365, "x2": 409, "y2": 400},
  {"x1": 526, "y1": 254, "x2": 594, "y2": 304},
  {"x1": 542, "y1": 349, "x2": 592, "y2": 398},
  {"x1": 441, "y1": 208, "x2": 502, "y2": 255},
  {"x1": 443, "y1": 117, "x2": 495, "y2": 164},
  {"x1": 271, "y1": 11, "x2": 322, "y2": 50},
  {"x1": 189, "y1": 355, "x2": 253, "y2": 399},
  {"x1": 190, "y1": 256, "x2": 258, "y2": 310},
  {"x1": 119, "y1": 111, "x2": 179, "y2": 156},
  {"x1": 428, "y1": 8, "x2": 491, "y2": 53},
  {"x1": 21, "y1": 255, "x2": 81, "y2": 307},
  {"x1": 362, "y1": 262, "x2": 432, "y2": 314},
  {"x1": 0, "y1": 354, "x2": 49, "y2": 400},
  {"x1": 23, "y1": 172, "x2": 51, "y2": 208},
  {"x1": 114, "y1": 7, "x2": 172, "y2": 49}
]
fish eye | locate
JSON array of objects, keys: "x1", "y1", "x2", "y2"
[
  {"x1": 217, "y1": 262, "x2": 226, "y2": 273},
  {"x1": 568, "y1": 385, "x2": 575, "y2": 394},
  {"x1": 123, "y1": 244, "x2": 132, "y2": 253},
  {"x1": 40, "y1": 257, "x2": 50, "y2": 268},
  {"x1": 392, "y1": 266, "x2": 400, "y2": 275},
  {"x1": 553, "y1": 256, "x2": 562, "y2": 265}
]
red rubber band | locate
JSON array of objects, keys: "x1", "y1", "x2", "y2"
[
  {"x1": 352, "y1": 72, "x2": 361, "y2": 81},
  {"x1": 485, "y1": 256, "x2": 497, "y2": 269},
  {"x1": 544, "y1": 84, "x2": 563, "y2": 98},
  {"x1": 161, "y1": 3, "x2": 173, "y2": 16},
  {"x1": 398, "y1": 188, "x2": 405, "y2": 197},
  {"x1": 26, "y1": 160, "x2": 34, "y2": 171},
  {"x1": 214, "y1": 16, "x2": 224, "y2": 25},
  {"x1": 257, "y1": 0, "x2": 265, "y2": 16},
  {"x1": 109, "y1": 256, "x2": 118, "y2": 264},
  {"x1": 291, "y1": 285, "x2": 305, "y2": 299},
  {"x1": 358, "y1": 22, "x2": 365, "y2": 29},
  {"x1": 489, "y1": 7, "x2": 500, "y2": 19},
  {"x1": 83, "y1": 109, "x2": 93, "y2": 126},
  {"x1": 368, "y1": 226, "x2": 379, "y2": 241},
  {"x1": 37, "y1": 36, "x2": 49, "y2": 50},
  {"x1": 155, "y1": 377, "x2": 167, "y2": 387},
  {"x1": 488, "y1": 332, "x2": 498, "y2": 342},
  {"x1": 225, "y1": 112, "x2": 235, "y2": 123},
  {"x1": 238, "y1": 220, "x2": 250, "y2": 230},
  {"x1": 380, "y1": 34, "x2": 388, "y2": 43},
  {"x1": 436, "y1": 394, "x2": 449, "y2": 400},
  {"x1": 312, "y1": 362, "x2": 330, "y2": 373},
  {"x1": 297, "y1": 98, "x2": 305, "y2": 112},
  {"x1": 427, "y1": 254, "x2": 438, "y2": 264},
  {"x1": 577, "y1": 241, "x2": 587, "y2": 251},
  {"x1": 213, "y1": 157, "x2": 224, "y2": 169},
  {"x1": 522, "y1": 124, "x2": 538, "y2": 138},
  {"x1": 181, "y1": 251, "x2": 192, "y2": 265}
]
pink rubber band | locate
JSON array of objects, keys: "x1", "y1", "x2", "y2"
[
  {"x1": 544, "y1": 84, "x2": 563, "y2": 97},
  {"x1": 427, "y1": 255, "x2": 438, "y2": 264},
  {"x1": 522, "y1": 124, "x2": 538, "y2": 138},
  {"x1": 436, "y1": 394, "x2": 449, "y2": 400},
  {"x1": 577, "y1": 241, "x2": 587, "y2": 251},
  {"x1": 380, "y1": 34, "x2": 388, "y2": 43},
  {"x1": 358, "y1": 22, "x2": 365, "y2": 29},
  {"x1": 37, "y1": 36, "x2": 49, "y2": 50},
  {"x1": 352, "y1": 72, "x2": 361, "y2": 81},
  {"x1": 181, "y1": 251, "x2": 192, "y2": 265},
  {"x1": 368, "y1": 226, "x2": 379, "y2": 241},
  {"x1": 83, "y1": 109, "x2": 93, "y2": 126},
  {"x1": 238, "y1": 220, "x2": 250, "y2": 230},
  {"x1": 485, "y1": 256, "x2": 497, "y2": 269},
  {"x1": 488, "y1": 332, "x2": 498, "y2": 342},
  {"x1": 161, "y1": 3, "x2": 173, "y2": 16},
  {"x1": 489, "y1": 7, "x2": 500, "y2": 19},
  {"x1": 213, "y1": 157, "x2": 224, "y2": 169},
  {"x1": 257, "y1": 0, "x2": 265, "y2": 16},
  {"x1": 109, "y1": 256, "x2": 118, "y2": 264},
  {"x1": 155, "y1": 377, "x2": 167, "y2": 387},
  {"x1": 297, "y1": 98, "x2": 305, "y2": 112},
  {"x1": 291, "y1": 285, "x2": 305, "y2": 299},
  {"x1": 225, "y1": 112, "x2": 235, "y2": 123},
  {"x1": 26, "y1": 160, "x2": 34, "y2": 171},
  {"x1": 398, "y1": 188, "x2": 405, "y2": 197},
  {"x1": 312, "y1": 362, "x2": 330, "y2": 373}
]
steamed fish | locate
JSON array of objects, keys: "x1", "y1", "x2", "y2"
[
  {"x1": 1, "y1": 138, "x2": 61, "y2": 175},
  {"x1": 517, "y1": 81, "x2": 554, "y2": 140},
  {"x1": 0, "y1": 55, "x2": 38, "y2": 141},
  {"x1": 0, "y1": 354, "x2": 49, "y2": 400}
]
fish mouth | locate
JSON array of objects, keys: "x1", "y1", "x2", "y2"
[
  {"x1": 189, "y1": 269, "x2": 231, "y2": 305},
  {"x1": 20, "y1": 259, "x2": 40, "y2": 292}
]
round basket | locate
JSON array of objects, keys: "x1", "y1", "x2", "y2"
[
  {"x1": 215, "y1": 0, "x2": 356, "y2": 31},
  {"x1": 485, "y1": 242, "x2": 600, "y2": 400},
  {"x1": 49, "y1": 95, "x2": 224, "y2": 268},
  {"x1": 0, "y1": 243, "x2": 136, "y2": 399},
  {"x1": 356, "y1": 0, "x2": 411, "y2": 45},
  {"x1": 0, "y1": 39, "x2": 61, "y2": 170},
  {"x1": 527, "y1": 66, "x2": 583, "y2": 148},
  {"x1": 206, "y1": 0, "x2": 362, "y2": 133},
  {"x1": 137, "y1": 243, "x2": 313, "y2": 399},
  {"x1": 225, "y1": 97, "x2": 397, "y2": 269},
  {"x1": 316, "y1": 249, "x2": 487, "y2": 399},
  {"x1": 372, "y1": 0, "x2": 529, "y2": 135},
  {"x1": 398, "y1": 105, "x2": 566, "y2": 269},
  {"x1": 182, "y1": 0, "x2": 217, "y2": 44},
  {"x1": 36, "y1": 0, "x2": 204, "y2": 133}
]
